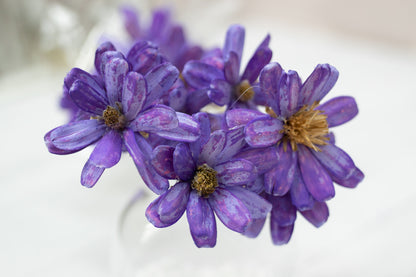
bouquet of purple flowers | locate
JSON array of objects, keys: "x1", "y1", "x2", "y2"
[{"x1": 45, "y1": 7, "x2": 364, "y2": 248}]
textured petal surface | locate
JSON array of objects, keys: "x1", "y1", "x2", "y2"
[
  {"x1": 300, "y1": 201, "x2": 329, "y2": 228},
  {"x1": 153, "y1": 112, "x2": 200, "y2": 142},
  {"x1": 208, "y1": 79, "x2": 232, "y2": 106},
  {"x1": 121, "y1": 72, "x2": 147, "y2": 121},
  {"x1": 298, "y1": 145, "x2": 335, "y2": 202},
  {"x1": 244, "y1": 116, "x2": 283, "y2": 147},
  {"x1": 130, "y1": 105, "x2": 178, "y2": 132},
  {"x1": 173, "y1": 143, "x2": 196, "y2": 181},
  {"x1": 216, "y1": 159, "x2": 257, "y2": 186},
  {"x1": 124, "y1": 129, "x2": 169, "y2": 194},
  {"x1": 209, "y1": 187, "x2": 250, "y2": 233},
  {"x1": 69, "y1": 80, "x2": 108, "y2": 115},
  {"x1": 225, "y1": 108, "x2": 265, "y2": 128},
  {"x1": 318, "y1": 96, "x2": 359, "y2": 127},
  {"x1": 45, "y1": 120, "x2": 106, "y2": 153},
  {"x1": 299, "y1": 64, "x2": 339, "y2": 106},
  {"x1": 89, "y1": 130, "x2": 122, "y2": 168},
  {"x1": 145, "y1": 193, "x2": 172, "y2": 228},
  {"x1": 235, "y1": 146, "x2": 279, "y2": 174},
  {"x1": 182, "y1": 61, "x2": 223, "y2": 88},
  {"x1": 217, "y1": 127, "x2": 247, "y2": 163},
  {"x1": 81, "y1": 158, "x2": 105, "y2": 188},
  {"x1": 151, "y1": 145, "x2": 176, "y2": 179},
  {"x1": 223, "y1": 24, "x2": 245, "y2": 61},
  {"x1": 199, "y1": 130, "x2": 226, "y2": 166},
  {"x1": 94, "y1": 42, "x2": 116, "y2": 75},
  {"x1": 104, "y1": 58, "x2": 129, "y2": 106},
  {"x1": 186, "y1": 191, "x2": 217, "y2": 248},
  {"x1": 241, "y1": 43, "x2": 272, "y2": 84},
  {"x1": 64, "y1": 68, "x2": 106, "y2": 98},
  {"x1": 270, "y1": 222, "x2": 294, "y2": 245},
  {"x1": 279, "y1": 70, "x2": 301, "y2": 118},
  {"x1": 144, "y1": 63, "x2": 179, "y2": 108},
  {"x1": 224, "y1": 51, "x2": 240, "y2": 85},
  {"x1": 158, "y1": 182, "x2": 190, "y2": 224},
  {"x1": 290, "y1": 166, "x2": 314, "y2": 211},
  {"x1": 269, "y1": 194, "x2": 297, "y2": 226},
  {"x1": 189, "y1": 112, "x2": 211, "y2": 161},
  {"x1": 98, "y1": 51, "x2": 125, "y2": 78},
  {"x1": 126, "y1": 41, "x2": 164, "y2": 74},
  {"x1": 259, "y1": 62, "x2": 283, "y2": 114}
]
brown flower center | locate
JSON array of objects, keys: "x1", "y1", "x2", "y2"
[
  {"x1": 235, "y1": 79, "x2": 255, "y2": 102},
  {"x1": 102, "y1": 105, "x2": 126, "y2": 130},
  {"x1": 191, "y1": 164, "x2": 218, "y2": 198},
  {"x1": 279, "y1": 102, "x2": 329, "y2": 151}
]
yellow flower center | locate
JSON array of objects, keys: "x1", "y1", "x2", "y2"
[
  {"x1": 191, "y1": 164, "x2": 218, "y2": 198},
  {"x1": 102, "y1": 105, "x2": 126, "y2": 130},
  {"x1": 235, "y1": 79, "x2": 255, "y2": 102}
]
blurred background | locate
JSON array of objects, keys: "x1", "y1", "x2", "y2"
[{"x1": 1, "y1": 0, "x2": 415, "y2": 276}]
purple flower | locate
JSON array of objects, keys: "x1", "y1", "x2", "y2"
[
  {"x1": 182, "y1": 24, "x2": 272, "y2": 112},
  {"x1": 147, "y1": 113, "x2": 272, "y2": 247},
  {"x1": 227, "y1": 62, "x2": 364, "y2": 244},
  {"x1": 45, "y1": 48, "x2": 200, "y2": 194}
]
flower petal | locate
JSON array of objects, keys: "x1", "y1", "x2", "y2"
[
  {"x1": 146, "y1": 193, "x2": 172, "y2": 228},
  {"x1": 259, "y1": 62, "x2": 283, "y2": 114},
  {"x1": 186, "y1": 191, "x2": 217, "y2": 248},
  {"x1": 235, "y1": 146, "x2": 279, "y2": 174},
  {"x1": 264, "y1": 143, "x2": 297, "y2": 196},
  {"x1": 225, "y1": 108, "x2": 265, "y2": 128},
  {"x1": 81, "y1": 158, "x2": 105, "y2": 188},
  {"x1": 153, "y1": 112, "x2": 200, "y2": 142},
  {"x1": 241, "y1": 40, "x2": 272, "y2": 83},
  {"x1": 298, "y1": 145, "x2": 335, "y2": 202},
  {"x1": 217, "y1": 126, "x2": 247, "y2": 163},
  {"x1": 173, "y1": 143, "x2": 196, "y2": 181},
  {"x1": 144, "y1": 63, "x2": 179, "y2": 109},
  {"x1": 89, "y1": 130, "x2": 122, "y2": 168},
  {"x1": 216, "y1": 159, "x2": 257, "y2": 186},
  {"x1": 312, "y1": 143, "x2": 364, "y2": 188},
  {"x1": 270, "y1": 222, "x2": 294, "y2": 245},
  {"x1": 269, "y1": 194, "x2": 297, "y2": 226},
  {"x1": 69, "y1": 80, "x2": 108, "y2": 114},
  {"x1": 244, "y1": 116, "x2": 283, "y2": 147},
  {"x1": 290, "y1": 166, "x2": 314, "y2": 211},
  {"x1": 189, "y1": 112, "x2": 211, "y2": 160},
  {"x1": 208, "y1": 79, "x2": 232, "y2": 106},
  {"x1": 224, "y1": 51, "x2": 240, "y2": 84},
  {"x1": 122, "y1": 72, "x2": 147, "y2": 121},
  {"x1": 185, "y1": 88, "x2": 211, "y2": 114},
  {"x1": 120, "y1": 6, "x2": 141, "y2": 39},
  {"x1": 126, "y1": 41, "x2": 165, "y2": 74},
  {"x1": 45, "y1": 120, "x2": 106, "y2": 153},
  {"x1": 300, "y1": 201, "x2": 329, "y2": 228},
  {"x1": 227, "y1": 186, "x2": 272, "y2": 238},
  {"x1": 104, "y1": 58, "x2": 130, "y2": 106},
  {"x1": 98, "y1": 51, "x2": 125, "y2": 78},
  {"x1": 130, "y1": 104, "x2": 178, "y2": 132},
  {"x1": 199, "y1": 130, "x2": 226, "y2": 166},
  {"x1": 182, "y1": 61, "x2": 224, "y2": 89},
  {"x1": 64, "y1": 68, "x2": 106, "y2": 98},
  {"x1": 94, "y1": 41, "x2": 116, "y2": 75},
  {"x1": 151, "y1": 145, "x2": 176, "y2": 179},
  {"x1": 279, "y1": 70, "x2": 301, "y2": 118},
  {"x1": 209, "y1": 187, "x2": 250, "y2": 233},
  {"x1": 223, "y1": 24, "x2": 245, "y2": 61},
  {"x1": 124, "y1": 129, "x2": 169, "y2": 194},
  {"x1": 299, "y1": 64, "x2": 339, "y2": 106},
  {"x1": 158, "y1": 182, "x2": 190, "y2": 224},
  {"x1": 317, "y1": 96, "x2": 358, "y2": 127}
]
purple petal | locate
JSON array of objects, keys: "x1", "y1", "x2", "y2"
[
  {"x1": 223, "y1": 24, "x2": 245, "y2": 61},
  {"x1": 185, "y1": 88, "x2": 211, "y2": 114},
  {"x1": 168, "y1": 82, "x2": 188, "y2": 111},
  {"x1": 98, "y1": 51, "x2": 125, "y2": 77},
  {"x1": 121, "y1": 72, "x2": 147, "y2": 121},
  {"x1": 299, "y1": 64, "x2": 339, "y2": 106},
  {"x1": 235, "y1": 146, "x2": 279, "y2": 174},
  {"x1": 300, "y1": 201, "x2": 329, "y2": 228},
  {"x1": 208, "y1": 79, "x2": 232, "y2": 106},
  {"x1": 144, "y1": 63, "x2": 179, "y2": 109},
  {"x1": 182, "y1": 61, "x2": 223, "y2": 89},
  {"x1": 146, "y1": 193, "x2": 172, "y2": 228},
  {"x1": 120, "y1": 6, "x2": 141, "y2": 39},
  {"x1": 158, "y1": 182, "x2": 190, "y2": 224},
  {"x1": 270, "y1": 222, "x2": 294, "y2": 245},
  {"x1": 173, "y1": 143, "x2": 196, "y2": 181},
  {"x1": 227, "y1": 186, "x2": 272, "y2": 238},
  {"x1": 241, "y1": 44, "x2": 272, "y2": 84},
  {"x1": 45, "y1": 120, "x2": 106, "y2": 153},
  {"x1": 151, "y1": 145, "x2": 176, "y2": 179},
  {"x1": 186, "y1": 191, "x2": 217, "y2": 248},
  {"x1": 189, "y1": 112, "x2": 211, "y2": 160},
  {"x1": 153, "y1": 112, "x2": 200, "y2": 142},
  {"x1": 244, "y1": 116, "x2": 283, "y2": 147},
  {"x1": 89, "y1": 130, "x2": 122, "y2": 168},
  {"x1": 259, "y1": 62, "x2": 283, "y2": 114},
  {"x1": 69, "y1": 80, "x2": 108, "y2": 114},
  {"x1": 224, "y1": 51, "x2": 240, "y2": 84},
  {"x1": 104, "y1": 58, "x2": 129, "y2": 106},
  {"x1": 216, "y1": 159, "x2": 257, "y2": 186},
  {"x1": 225, "y1": 108, "x2": 265, "y2": 128},
  {"x1": 317, "y1": 96, "x2": 358, "y2": 127},
  {"x1": 124, "y1": 129, "x2": 169, "y2": 194},
  {"x1": 290, "y1": 166, "x2": 314, "y2": 211},
  {"x1": 199, "y1": 130, "x2": 226, "y2": 166},
  {"x1": 269, "y1": 194, "x2": 297, "y2": 226},
  {"x1": 130, "y1": 105, "x2": 178, "y2": 132},
  {"x1": 312, "y1": 143, "x2": 363, "y2": 188},
  {"x1": 81, "y1": 158, "x2": 105, "y2": 188},
  {"x1": 264, "y1": 143, "x2": 297, "y2": 196},
  {"x1": 126, "y1": 41, "x2": 163, "y2": 74},
  {"x1": 298, "y1": 145, "x2": 335, "y2": 202},
  {"x1": 279, "y1": 70, "x2": 301, "y2": 118},
  {"x1": 209, "y1": 187, "x2": 250, "y2": 233},
  {"x1": 217, "y1": 126, "x2": 247, "y2": 163},
  {"x1": 94, "y1": 42, "x2": 116, "y2": 75},
  {"x1": 64, "y1": 68, "x2": 106, "y2": 98}
]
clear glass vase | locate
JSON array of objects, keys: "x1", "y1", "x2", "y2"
[{"x1": 110, "y1": 188, "x2": 299, "y2": 277}]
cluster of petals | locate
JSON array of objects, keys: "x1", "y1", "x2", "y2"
[{"x1": 45, "y1": 7, "x2": 364, "y2": 248}]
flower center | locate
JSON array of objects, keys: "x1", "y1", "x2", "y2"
[
  {"x1": 102, "y1": 105, "x2": 126, "y2": 130},
  {"x1": 281, "y1": 102, "x2": 329, "y2": 151},
  {"x1": 235, "y1": 79, "x2": 254, "y2": 102},
  {"x1": 191, "y1": 164, "x2": 218, "y2": 198}
]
